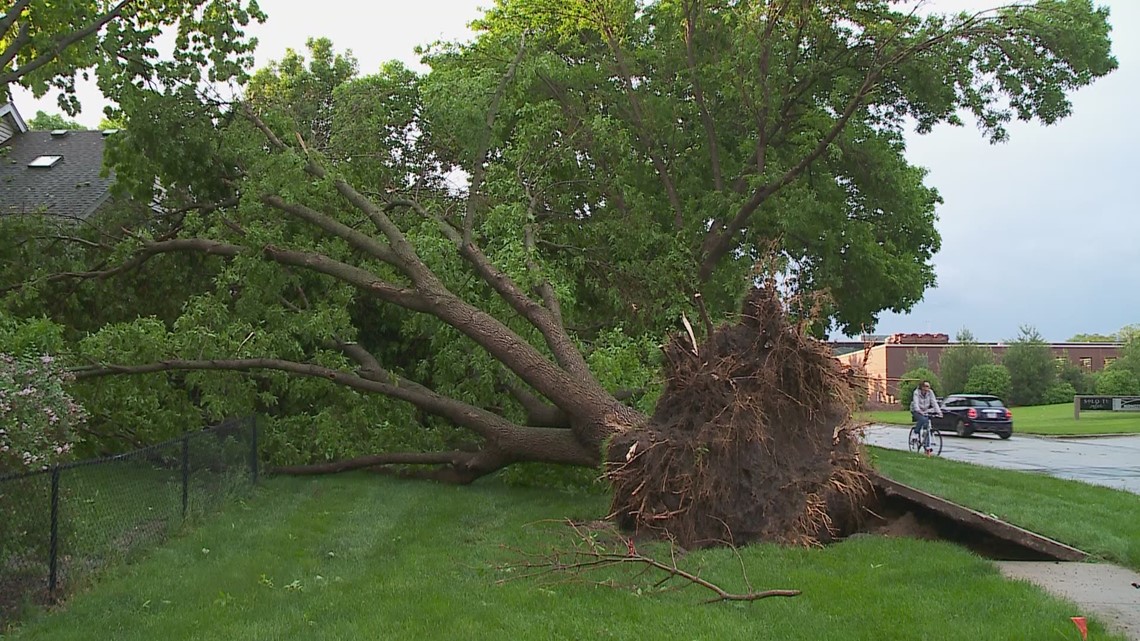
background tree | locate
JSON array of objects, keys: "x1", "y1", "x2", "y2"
[
  {"x1": 1095, "y1": 369, "x2": 1140, "y2": 396},
  {"x1": 1106, "y1": 326, "x2": 1140, "y2": 381},
  {"x1": 940, "y1": 329, "x2": 994, "y2": 394},
  {"x1": 26, "y1": 109, "x2": 84, "y2": 129},
  {"x1": 1056, "y1": 354, "x2": 1094, "y2": 395},
  {"x1": 1003, "y1": 326, "x2": 1056, "y2": 405},
  {"x1": 965, "y1": 363, "x2": 1012, "y2": 401},
  {"x1": 1067, "y1": 332, "x2": 1117, "y2": 342}
]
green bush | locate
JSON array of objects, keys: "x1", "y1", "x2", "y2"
[
  {"x1": 898, "y1": 368, "x2": 941, "y2": 409},
  {"x1": 1057, "y1": 357, "x2": 1094, "y2": 394},
  {"x1": 964, "y1": 363, "x2": 1012, "y2": 400},
  {"x1": 1095, "y1": 369, "x2": 1140, "y2": 396},
  {"x1": 1042, "y1": 381, "x2": 1078, "y2": 405}
]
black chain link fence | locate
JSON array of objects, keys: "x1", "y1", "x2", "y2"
[{"x1": 0, "y1": 416, "x2": 258, "y2": 627}]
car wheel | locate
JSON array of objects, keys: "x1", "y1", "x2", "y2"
[
  {"x1": 955, "y1": 420, "x2": 972, "y2": 438},
  {"x1": 998, "y1": 430, "x2": 1012, "y2": 440}
]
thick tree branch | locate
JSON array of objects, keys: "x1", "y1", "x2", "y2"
[
  {"x1": 73, "y1": 357, "x2": 528, "y2": 443},
  {"x1": 0, "y1": 0, "x2": 135, "y2": 86},
  {"x1": 75, "y1": 351, "x2": 602, "y2": 468},
  {"x1": 0, "y1": 0, "x2": 33, "y2": 42},
  {"x1": 334, "y1": 340, "x2": 387, "y2": 376},
  {"x1": 386, "y1": 197, "x2": 594, "y2": 381},
  {"x1": 0, "y1": 18, "x2": 31, "y2": 74},
  {"x1": 274, "y1": 447, "x2": 530, "y2": 485},
  {"x1": 7, "y1": 235, "x2": 429, "y2": 311},
  {"x1": 261, "y1": 244, "x2": 429, "y2": 311},
  {"x1": 502, "y1": 377, "x2": 571, "y2": 428},
  {"x1": 273, "y1": 451, "x2": 476, "y2": 475},
  {"x1": 260, "y1": 195, "x2": 399, "y2": 266},
  {"x1": 25, "y1": 237, "x2": 241, "y2": 287}
]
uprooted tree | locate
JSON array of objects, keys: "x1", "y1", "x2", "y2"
[{"x1": 2, "y1": 0, "x2": 1116, "y2": 547}]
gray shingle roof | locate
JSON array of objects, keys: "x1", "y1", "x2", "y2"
[{"x1": 0, "y1": 130, "x2": 115, "y2": 220}]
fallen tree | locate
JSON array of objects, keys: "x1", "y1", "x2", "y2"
[{"x1": 5, "y1": 1, "x2": 1118, "y2": 545}]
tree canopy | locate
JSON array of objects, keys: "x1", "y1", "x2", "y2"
[
  {"x1": 1003, "y1": 325, "x2": 1056, "y2": 405},
  {"x1": 940, "y1": 329, "x2": 993, "y2": 394},
  {"x1": 0, "y1": 0, "x2": 264, "y2": 114}
]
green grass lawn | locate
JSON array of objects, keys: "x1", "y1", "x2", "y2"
[
  {"x1": 1, "y1": 456, "x2": 254, "y2": 629},
  {"x1": 871, "y1": 446, "x2": 1140, "y2": 570},
  {"x1": 4, "y1": 473, "x2": 1127, "y2": 641},
  {"x1": 860, "y1": 402, "x2": 1140, "y2": 435}
]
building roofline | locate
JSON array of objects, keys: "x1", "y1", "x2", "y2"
[{"x1": 0, "y1": 101, "x2": 29, "y2": 134}]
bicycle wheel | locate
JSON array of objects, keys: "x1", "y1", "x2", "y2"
[
  {"x1": 907, "y1": 428, "x2": 922, "y2": 453},
  {"x1": 926, "y1": 429, "x2": 944, "y2": 456}
]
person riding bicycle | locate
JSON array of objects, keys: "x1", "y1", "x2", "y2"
[{"x1": 910, "y1": 380, "x2": 942, "y2": 453}]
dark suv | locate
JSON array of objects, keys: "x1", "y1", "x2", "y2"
[{"x1": 933, "y1": 394, "x2": 1013, "y2": 439}]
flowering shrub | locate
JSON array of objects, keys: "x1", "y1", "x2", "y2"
[{"x1": 0, "y1": 353, "x2": 84, "y2": 474}]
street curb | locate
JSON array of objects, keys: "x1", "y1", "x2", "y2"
[{"x1": 1039, "y1": 433, "x2": 1140, "y2": 440}]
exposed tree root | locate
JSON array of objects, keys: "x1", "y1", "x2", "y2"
[{"x1": 606, "y1": 284, "x2": 873, "y2": 549}]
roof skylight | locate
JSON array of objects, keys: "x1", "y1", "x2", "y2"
[{"x1": 28, "y1": 155, "x2": 63, "y2": 168}]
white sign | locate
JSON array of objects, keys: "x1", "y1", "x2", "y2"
[{"x1": 1113, "y1": 397, "x2": 1140, "y2": 412}]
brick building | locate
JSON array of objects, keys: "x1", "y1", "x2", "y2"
[{"x1": 836, "y1": 333, "x2": 1121, "y2": 404}]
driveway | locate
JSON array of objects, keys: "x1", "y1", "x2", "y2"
[{"x1": 862, "y1": 425, "x2": 1140, "y2": 495}]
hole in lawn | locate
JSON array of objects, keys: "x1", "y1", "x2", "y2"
[{"x1": 856, "y1": 492, "x2": 1060, "y2": 561}]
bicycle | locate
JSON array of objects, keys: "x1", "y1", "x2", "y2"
[{"x1": 908, "y1": 413, "x2": 943, "y2": 456}]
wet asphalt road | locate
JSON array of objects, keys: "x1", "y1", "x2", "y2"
[{"x1": 862, "y1": 425, "x2": 1140, "y2": 495}]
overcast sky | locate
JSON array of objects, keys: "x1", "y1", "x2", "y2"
[{"x1": 11, "y1": 0, "x2": 1137, "y2": 342}]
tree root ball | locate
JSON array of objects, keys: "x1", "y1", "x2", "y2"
[{"x1": 606, "y1": 286, "x2": 872, "y2": 549}]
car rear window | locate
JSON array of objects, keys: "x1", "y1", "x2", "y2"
[{"x1": 972, "y1": 398, "x2": 1006, "y2": 407}]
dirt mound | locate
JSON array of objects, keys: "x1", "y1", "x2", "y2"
[{"x1": 606, "y1": 285, "x2": 872, "y2": 549}]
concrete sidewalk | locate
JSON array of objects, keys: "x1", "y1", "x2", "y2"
[{"x1": 997, "y1": 561, "x2": 1140, "y2": 640}]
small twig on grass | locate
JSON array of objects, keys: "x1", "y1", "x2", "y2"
[{"x1": 498, "y1": 519, "x2": 800, "y2": 604}]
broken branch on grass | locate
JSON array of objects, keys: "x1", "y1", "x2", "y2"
[{"x1": 499, "y1": 519, "x2": 800, "y2": 604}]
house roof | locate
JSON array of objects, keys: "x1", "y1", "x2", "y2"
[
  {"x1": 0, "y1": 129, "x2": 115, "y2": 220},
  {"x1": 0, "y1": 102, "x2": 29, "y2": 135}
]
